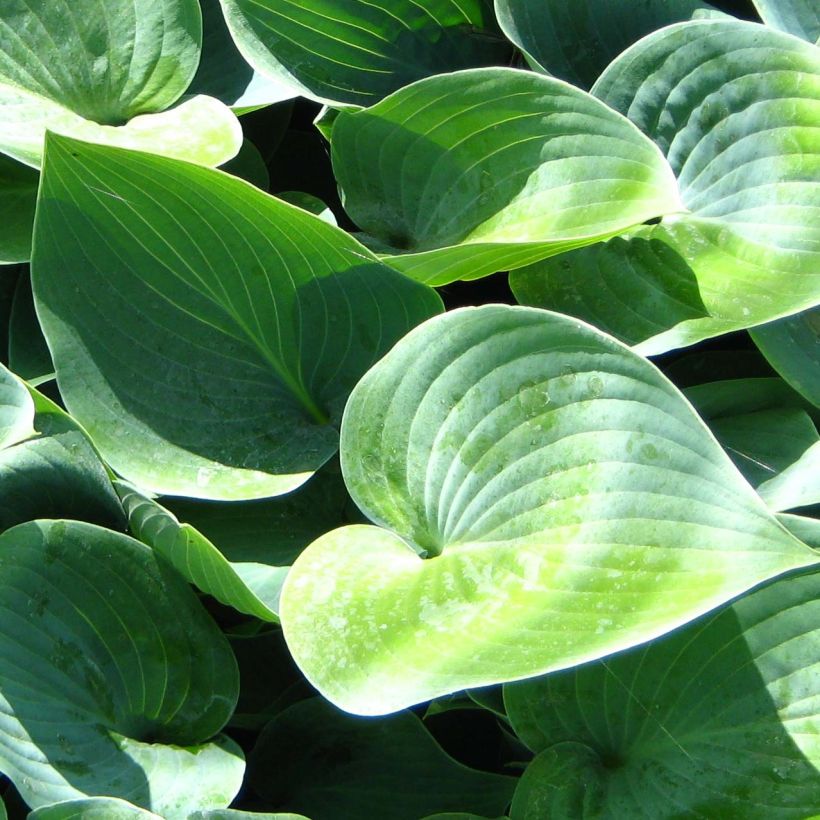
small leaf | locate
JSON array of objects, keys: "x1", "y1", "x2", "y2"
[
  {"x1": 505, "y1": 568, "x2": 820, "y2": 818},
  {"x1": 0, "y1": 520, "x2": 243, "y2": 817},
  {"x1": 0, "y1": 361, "x2": 34, "y2": 449},
  {"x1": 495, "y1": 0, "x2": 726, "y2": 89},
  {"x1": 512, "y1": 20, "x2": 820, "y2": 352},
  {"x1": 248, "y1": 698, "x2": 516, "y2": 819},
  {"x1": 281, "y1": 306, "x2": 817, "y2": 714},
  {"x1": 8, "y1": 272, "x2": 54, "y2": 384},
  {"x1": 218, "y1": 0, "x2": 511, "y2": 106},
  {"x1": 32, "y1": 134, "x2": 441, "y2": 499},
  {"x1": 751, "y1": 307, "x2": 820, "y2": 408},
  {"x1": 332, "y1": 67, "x2": 681, "y2": 285}
]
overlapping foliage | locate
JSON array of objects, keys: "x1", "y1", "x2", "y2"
[{"x1": 1, "y1": 0, "x2": 818, "y2": 817}]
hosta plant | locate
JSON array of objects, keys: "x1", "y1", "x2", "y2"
[{"x1": 0, "y1": 0, "x2": 818, "y2": 818}]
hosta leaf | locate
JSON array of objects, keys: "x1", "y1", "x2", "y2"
[
  {"x1": 751, "y1": 307, "x2": 820, "y2": 408},
  {"x1": 28, "y1": 797, "x2": 163, "y2": 819},
  {"x1": 118, "y1": 481, "x2": 296, "y2": 621},
  {"x1": 280, "y1": 306, "x2": 818, "y2": 715},
  {"x1": 188, "y1": 0, "x2": 295, "y2": 111},
  {"x1": 0, "y1": 89, "x2": 241, "y2": 170},
  {"x1": 511, "y1": 20, "x2": 820, "y2": 352},
  {"x1": 0, "y1": 362, "x2": 34, "y2": 449},
  {"x1": 0, "y1": 520, "x2": 243, "y2": 817},
  {"x1": 778, "y1": 512, "x2": 820, "y2": 549},
  {"x1": 0, "y1": 0, "x2": 201, "y2": 124},
  {"x1": 0, "y1": 154, "x2": 37, "y2": 264},
  {"x1": 752, "y1": 0, "x2": 820, "y2": 43},
  {"x1": 190, "y1": 812, "x2": 309, "y2": 819},
  {"x1": 221, "y1": 139, "x2": 270, "y2": 191},
  {"x1": 331, "y1": 67, "x2": 681, "y2": 285},
  {"x1": 0, "y1": 794, "x2": 4, "y2": 820},
  {"x1": 218, "y1": 0, "x2": 511, "y2": 107},
  {"x1": 0, "y1": 379, "x2": 124, "y2": 534},
  {"x1": 32, "y1": 134, "x2": 441, "y2": 500},
  {"x1": 248, "y1": 698, "x2": 516, "y2": 819},
  {"x1": 494, "y1": 0, "x2": 725, "y2": 89},
  {"x1": 505, "y1": 568, "x2": 820, "y2": 818}
]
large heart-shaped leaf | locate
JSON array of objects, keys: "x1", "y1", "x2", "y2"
[
  {"x1": 248, "y1": 698, "x2": 516, "y2": 819},
  {"x1": 0, "y1": 0, "x2": 201, "y2": 123},
  {"x1": 331, "y1": 67, "x2": 681, "y2": 285},
  {"x1": 504, "y1": 568, "x2": 820, "y2": 818},
  {"x1": 752, "y1": 0, "x2": 819, "y2": 43},
  {"x1": 0, "y1": 520, "x2": 243, "y2": 817},
  {"x1": 32, "y1": 134, "x2": 441, "y2": 500},
  {"x1": 0, "y1": 154, "x2": 37, "y2": 264},
  {"x1": 751, "y1": 307, "x2": 820, "y2": 408},
  {"x1": 280, "y1": 305, "x2": 818, "y2": 715},
  {"x1": 218, "y1": 0, "x2": 511, "y2": 107},
  {"x1": 494, "y1": 0, "x2": 725, "y2": 89},
  {"x1": 511, "y1": 20, "x2": 820, "y2": 353},
  {"x1": 0, "y1": 0, "x2": 240, "y2": 169}
]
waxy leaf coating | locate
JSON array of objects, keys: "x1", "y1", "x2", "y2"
[
  {"x1": 280, "y1": 306, "x2": 817, "y2": 714},
  {"x1": 0, "y1": 520, "x2": 243, "y2": 817},
  {"x1": 32, "y1": 134, "x2": 441, "y2": 500},
  {"x1": 331, "y1": 67, "x2": 681, "y2": 285},
  {"x1": 505, "y1": 569, "x2": 820, "y2": 818}
]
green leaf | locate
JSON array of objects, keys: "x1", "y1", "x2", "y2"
[
  {"x1": 751, "y1": 307, "x2": 820, "y2": 408},
  {"x1": 248, "y1": 698, "x2": 516, "y2": 819},
  {"x1": 0, "y1": 154, "x2": 37, "y2": 264},
  {"x1": 280, "y1": 305, "x2": 818, "y2": 715},
  {"x1": 0, "y1": 792, "x2": 5, "y2": 820},
  {"x1": 504, "y1": 568, "x2": 820, "y2": 818},
  {"x1": 0, "y1": 520, "x2": 243, "y2": 817},
  {"x1": 331, "y1": 67, "x2": 681, "y2": 285},
  {"x1": 0, "y1": 361, "x2": 34, "y2": 449},
  {"x1": 189, "y1": 812, "x2": 309, "y2": 819},
  {"x1": 511, "y1": 20, "x2": 820, "y2": 352},
  {"x1": 220, "y1": 139, "x2": 270, "y2": 190},
  {"x1": 495, "y1": 0, "x2": 725, "y2": 89},
  {"x1": 0, "y1": 0, "x2": 201, "y2": 123},
  {"x1": 28, "y1": 797, "x2": 163, "y2": 819},
  {"x1": 0, "y1": 90, "x2": 242, "y2": 170},
  {"x1": 218, "y1": 0, "x2": 511, "y2": 107},
  {"x1": 778, "y1": 512, "x2": 820, "y2": 549},
  {"x1": 278, "y1": 192, "x2": 337, "y2": 226},
  {"x1": 32, "y1": 134, "x2": 441, "y2": 500},
  {"x1": 0, "y1": 380, "x2": 124, "y2": 534},
  {"x1": 188, "y1": 0, "x2": 296, "y2": 111},
  {"x1": 752, "y1": 0, "x2": 820, "y2": 43},
  {"x1": 8, "y1": 272, "x2": 54, "y2": 384},
  {"x1": 117, "y1": 482, "x2": 288, "y2": 621}
]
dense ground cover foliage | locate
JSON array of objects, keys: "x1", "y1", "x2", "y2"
[{"x1": 0, "y1": 0, "x2": 818, "y2": 817}]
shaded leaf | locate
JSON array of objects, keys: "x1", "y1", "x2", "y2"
[
  {"x1": 752, "y1": 0, "x2": 819, "y2": 43},
  {"x1": 32, "y1": 134, "x2": 441, "y2": 499},
  {"x1": 495, "y1": 0, "x2": 725, "y2": 89},
  {"x1": 0, "y1": 520, "x2": 243, "y2": 817},
  {"x1": 249, "y1": 698, "x2": 516, "y2": 819},
  {"x1": 8, "y1": 272, "x2": 53, "y2": 384},
  {"x1": 505, "y1": 569, "x2": 820, "y2": 818},
  {"x1": 281, "y1": 306, "x2": 817, "y2": 714},
  {"x1": 512, "y1": 20, "x2": 820, "y2": 352},
  {"x1": 332, "y1": 67, "x2": 680, "y2": 285},
  {"x1": 28, "y1": 797, "x2": 163, "y2": 819},
  {"x1": 0, "y1": 361, "x2": 34, "y2": 449},
  {"x1": 220, "y1": 139, "x2": 270, "y2": 190},
  {"x1": 218, "y1": 0, "x2": 511, "y2": 106},
  {"x1": 0, "y1": 154, "x2": 37, "y2": 264}
]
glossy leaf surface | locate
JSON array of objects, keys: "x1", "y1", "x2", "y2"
[
  {"x1": 281, "y1": 306, "x2": 817, "y2": 714},
  {"x1": 32, "y1": 134, "x2": 441, "y2": 499}
]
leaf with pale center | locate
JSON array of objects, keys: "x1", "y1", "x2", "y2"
[
  {"x1": 280, "y1": 306, "x2": 818, "y2": 715},
  {"x1": 505, "y1": 568, "x2": 820, "y2": 818},
  {"x1": 511, "y1": 20, "x2": 820, "y2": 352},
  {"x1": 0, "y1": 520, "x2": 243, "y2": 817},
  {"x1": 331, "y1": 67, "x2": 681, "y2": 285},
  {"x1": 32, "y1": 134, "x2": 441, "y2": 500}
]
